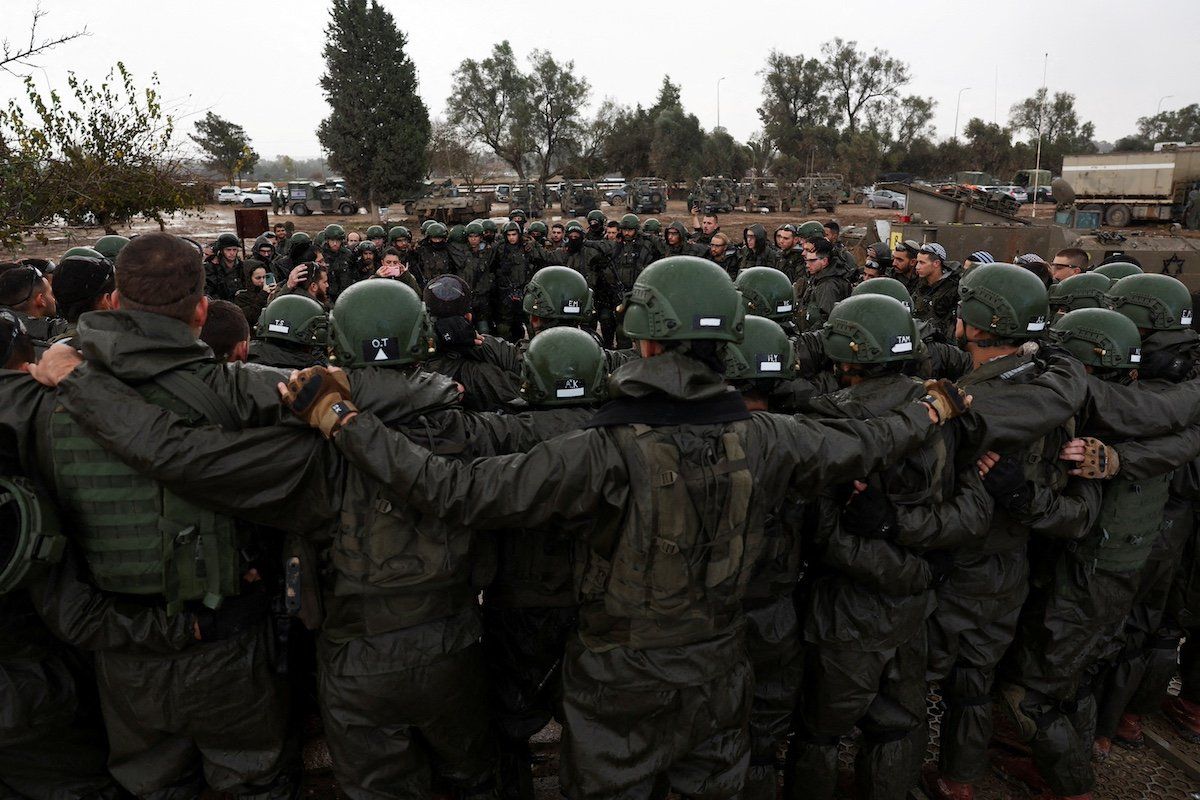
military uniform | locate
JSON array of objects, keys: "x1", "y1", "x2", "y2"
[
  {"x1": 203, "y1": 257, "x2": 244, "y2": 301},
  {"x1": 735, "y1": 224, "x2": 779, "y2": 274},
  {"x1": 912, "y1": 273, "x2": 961, "y2": 342},
  {"x1": 797, "y1": 263, "x2": 852, "y2": 334}
]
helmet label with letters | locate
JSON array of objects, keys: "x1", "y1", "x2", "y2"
[
  {"x1": 362, "y1": 337, "x2": 400, "y2": 362},
  {"x1": 891, "y1": 335, "x2": 914, "y2": 354},
  {"x1": 268, "y1": 321, "x2": 290, "y2": 334},
  {"x1": 555, "y1": 378, "x2": 586, "y2": 398},
  {"x1": 757, "y1": 353, "x2": 783, "y2": 372},
  {"x1": 562, "y1": 300, "x2": 582, "y2": 314},
  {"x1": 694, "y1": 315, "x2": 725, "y2": 329},
  {"x1": 1183, "y1": 310, "x2": 1193, "y2": 326},
  {"x1": 1130, "y1": 347, "x2": 1142, "y2": 364},
  {"x1": 776, "y1": 301, "x2": 793, "y2": 313},
  {"x1": 1026, "y1": 316, "x2": 1047, "y2": 332}
]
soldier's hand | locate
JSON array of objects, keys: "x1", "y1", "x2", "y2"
[
  {"x1": 1071, "y1": 436, "x2": 1120, "y2": 479},
  {"x1": 287, "y1": 264, "x2": 308, "y2": 288},
  {"x1": 982, "y1": 453, "x2": 1026, "y2": 498},
  {"x1": 841, "y1": 483, "x2": 897, "y2": 540},
  {"x1": 28, "y1": 343, "x2": 83, "y2": 387},
  {"x1": 920, "y1": 379, "x2": 971, "y2": 424},
  {"x1": 976, "y1": 450, "x2": 1001, "y2": 478},
  {"x1": 277, "y1": 366, "x2": 358, "y2": 438}
]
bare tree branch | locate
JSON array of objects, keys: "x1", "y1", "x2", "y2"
[{"x1": 1, "y1": 3, "x2": 88, "y2": 78}]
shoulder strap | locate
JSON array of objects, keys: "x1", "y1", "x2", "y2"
[{"x1": 152, "y1": 370, "x2": 241, "y2": 432}]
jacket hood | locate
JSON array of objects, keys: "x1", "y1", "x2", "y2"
[
  {"x1": 608, "y1": 349, "x2": 734, "y2": 402},
  {"x1": 76, "y1": 310, "x2": 213, "y2": 381},
  {"x1": 744, "y1": 223, "x2": 768, "y2": 253}
]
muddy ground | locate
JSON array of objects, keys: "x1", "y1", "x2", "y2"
[{"x1": 14, "y1": 197, "x2": 1195, "y2": 262}]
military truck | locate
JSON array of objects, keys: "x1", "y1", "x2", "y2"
[
  {"x1": 560, "y1": 180, "x2": 600, "y2": 216},
  {"x1": 690, "y1": 176, "x2": 741, "y2": 214},
  {"x1": 404, "y1": 182, "x2": 491, "y2": 224},
  {"x1": 510, "y1": 182, "x2": 548, "y2": 217},
  {"x1": 742, "y1": 178, "x2": 797, "y2": 212},
  {"x1": 286, "y1": 181, "x2": 359, "y2": 216},
  {"x1": 796, "y1": 173, "x2": 843, "y2": 213},
  {"x1": 625, "y1": 177, "x2": 668, "y2": 214},
  {"x1": 1059, "y1": 146, "x2": 1200, "y2": 228}
]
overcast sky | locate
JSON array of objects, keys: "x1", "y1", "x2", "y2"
[{"x1": 4, "y1": 0, "x2": 1198, "y2": 162}]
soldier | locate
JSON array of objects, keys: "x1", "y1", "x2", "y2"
[
  {"x1": 509, "y1": 208, "x2": 528, "y2": 231},
  {"x1": 352, "y1": 240, "x2": 379, "y2": 284},
  {"x1": 707, "y1": 232, "x2": 740, "y2": 279},
  {"x1": 204, "y1": 232, "x2": 245, "y2": 301},
  {"x1": 547, "y1": 221, "x2": 566, "y2": 252},
  {"x1": 0, "y1": 260, "x2": 66, "y2": 356},
  {"x1": 691, "y1": 211, "x2": 721, "y2": 245},
  {"x1": 284, "y1": 255, "x2": 972, "y2": 800},
  {"x1": 44, "y1": 253, "x2": 116, "y2": 343},
  {"x1": 867, "y1": 241, "x2": 893, "y2": 276},
  {"x1": 388, "y1": 224, "x2": 413, "y2": 253},
  {"x1": 248, "y1": 294, "x2": 329, "y2": 369},
  {"x1": 481, "y1": 218, "x2": 500, "y2": 249},
  {"x1": 852, "y1": 279, "x2": 972, "y2": 381},
  {"x1": 243, "y1": 235, "x2": 277, "y2": 282},
  {"x1": 737, "y1": 223, "x2": 778, "y2": 273},
  {"x1": 411, "y1": 221, "x2": 452, "y2": 287},
  {"x1": 422, "y1": 274, "x2": 521, "y2": 411},
  {"x1": 490, "y1": 221, "x2": 535, "y2": 342},
  {"x1": 587, "y1": 213, "x2": 659, "y2": 348},
  {"x1": 1047, "y1": 272, "x2": 1112, "y2": 318},
  {"x1": 271, "y1": 231, "x2": 311, "y2": 285},
  {"x1": 94, "y1": 234, "x2": 130, "y2": 262},
  {"x1": 888, "y1": 240, "x2": 922, "y2": 297},
  {"x1": 366, "y1": 224, "x2": 386, "y2": 250},
  {"x1": 449, "y1": 221, "x2": 494, "y2": 330},
  {"x1": 375, "y1": 247, "x2": 422, "y2": 295},
  {"x1": 519, "y1": 266, "x2": 638, "y2": 372},
  {"x1": 201, "y1": 299, "x2": 252, "y2": 363},
  {"x1": 584, "y1": 209, "x2": 606, "y2": 241},
  {"x1": 22, "y1": 233, "x2": 299, "y2": 799},
  {"x1": 284, "y1": 260, "x2": 331, "y2": 309},
  {"x1": 735, "y1": 267, "x2": 797, "y2": 336},
  {"x1": 483, "y1": 327, "x2": 609, "y2": 800},
  {"x1": 604, "y1": 220, "x2": 619, "y2": 241},
  {"x1": 530, "y1": 220, "x2": 603, "y2": 290},
  {"x1": 321, "y1": 224, "x2": 354, "y2": 300},
  {"x1": 790, "y1": 295, "x2": 992, "y2": 800},
  {"x1": 721, "y1": 316, "x2": 807, "y2": 798},
  {"x1": 797, "y1": 238, "x2": 851, "y2": 333},
  {"x1": 773, "y1": 224, "x2": 805, "y2": 282},
  {"x1": 38, "y1": 278, "x2": 588, "y2": 800},
  {"x1": 526, "y1": 220, "x2": 549, "y2": 248},
  {"x1": 1093, "y1": 261, "x2": 1142, "y2": 281},
  {"x1": 924, "y1": 264, "x2": 1089, "y2": 800},
  {"x1": 912, "y1": 243, "x2": 960, "y2": 342},
  {"x1": 663, "y1": 220, "x2": 706, "y2": 257}
]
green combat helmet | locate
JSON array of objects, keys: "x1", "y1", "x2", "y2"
[
  {"x1": 519, "y1": 326, "x2": 608, "y2": 407},
  {"x1": 388, "y1": 225, "x2": 411, "y2": 244},
  {"x1": 565, "y1": 220, "x2": 585, "y2": 235},
  {"x1": 643, "y1": 218, "x2": 663, "y2": 235},
  {"x1": 481, "y1": 219, "x2": 498, "y2": 234},
  {"x1": 314, "y1": 231, "x2": 327, "y2": 248},
  {"x1": 619, "y1": 213, "x2": 640, "y2": 231},
  {"x1": 425, "y1": 222, "x2": 448, "y2": 239},
  {"x1": 725, "y1": 315, "x2": 797, "y2": 381},
  {"x1": 1047, "y1": 272, "x2": 1113, "y2": 314},
  {"x1": 823, "y1": 295, "x2": 919, "y2": 364},
  {"x1": 798, "y1": 220, "x2": 825, "y2": 240},
  {"x1": 958, "y1": 263, "x2": 1051, "y2": 340},
  {"x1": 623, "y1": 255, "x2": 744, "y2": 342},
  {"x1": 510, "y1": 209, "x2": 528, "y2": 221},
  {"x1": 215, "y1": 232, "x2": 240, "y2": 250},
  {"x1": 1093, "y1": 261, "x2": 1143, "y2": 281},
  {"x1": 465, "y1": 221, "x2": 484, "y2": 237},
  {"x1": 366, "y1": 224, "x2": 386, "y2": 240},
  {"x1": 735, "y1": 267, "x2": 796, "y2": 322},
  {"x1": 0, "y1": 475, "x2": 67, "y2": 596},
  {"x1": 1106, "y1": 273, "x2": 1193, "y2": 331},
  {"x1": 1052, "y1": 308, "x2": 1142, "y2": 370},
  {"x1": 287, "y1": 231, "x2": 312, "y2": 253},
  {"x1": 255, "y1": 294, "x2": 329, "y2": 347},
  {"x1": 448, "y1": 224, "x2": 467, "y2": 244},
  {"x1": 586, "y1": 210, "x2": 606, "y2": 225},
  {"x1": 527, "y1": 221, "x2": 549, "y2": 237},
  {"x1": 94, "y1": 235, "x2": 130, "y2": 260},
  {"x1": 523, "y1": 266, "x2": 594, "y2": 324},
  {"x1": 421, "y1": 219, "x2": 436, "y2": 234},
  {"x1": 851, "y1": 276, "x2": 914, "y2": 312},
  {"x1": 330, "y1": 280, "x2": 435, "y2": 367},
  {"x1": 62, "y1": 246, "x2": 106, "y2": 260},
  {"x1": 324, "y1": 224, "x2": 346, "y2": 241}
]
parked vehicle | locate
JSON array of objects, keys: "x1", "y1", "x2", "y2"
[
  {"x1": 406, "y1": 182, "x2": 492, "y2": 224},
  {"x1": 989, "y1": 185, "x2": 1028, "y2": 204},
  {"x1": 237, "y1": 188, "x2": 273, "y2": 207},
  {"x1": 742, "y1": 178, "x2": 797, "y2": 212},
  {"x1": 510, "y1": 182, "x2": 548, "y2": 217},
  {"x1": 865, "y1": 189, "x2": 906, "y2": 210},
  {"x1": 560, "y1": 180, "x2": 600, "y2": 216},
  {"x1": 255, "y1": 182, "x2": 277, "y2": 194},
  {"x1": 605, "y1": 186, "x2": 629, "y2": 206},
  {"x1": 216, "y1": 186, "x2": 241, "y2": 204},
  {"x1": 796, "y1": 173, "x2": 843, "y2": 212},
  {"x1": 1060, "y1": 146, "x2": 1200, "y2": 228},
  {"x1": 494, "y1": 184, "x2": 512, "y2": 202},
  {"x1": 625, "y1": 177, "x2": 668, "y2": 214},
  {"x1": 690, "y1": 176, "x2": 741, "y2": 214},
  {"x1": 286, "y1": 181, "x2": 359, "y2": 216}
]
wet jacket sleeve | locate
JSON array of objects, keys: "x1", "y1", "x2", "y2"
[
  {"x1": 820, "y1": 529, "x2": 933, "y2": 595},
  {"x1": 335, "y1": 411, "x2": 627, "y2": 530},
  {"x1": 1114, "y1": 426, "x2": 1200, "y2": 481},
  {"x1": 966, "y1": 349, "x2": 1088, "y2": 453},
  {"x1": 28, "y1": 545, "x2": 195, "y2": 654},
  {"x1": 793, "y1": 331, "x2": 828, "y2": 379},
  {"x1": 767, "y1": 404, "x2": 936, "y2": 495},
  {"x1": 892, "y1": 466, "x2": 994, "y2": 551},
  {"x1": 1013, "y1": 477, "x2": 1101, "y2": 541},
  {"x1": 56, "y1": 364, "x2": 341, "y2": 530},
  {"x1": 1082, "y1": 378, "x2": 1200, "y2": 441}
]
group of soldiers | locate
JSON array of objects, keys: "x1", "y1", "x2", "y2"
[{"x1": 1, "y1": 205, "x2": 1200, "y2": 800}]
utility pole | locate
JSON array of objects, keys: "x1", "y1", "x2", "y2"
[
  {"x1": 1032, "y1": 53, "x2": 1048, "y2": 220},
  {"x1": 954, "y1": 87, "x2": 971, "y2": 143},
  {"x1": 716, "y1": 76, "x2": 726, "y2": 130}
]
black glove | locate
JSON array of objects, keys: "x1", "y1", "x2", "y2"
[
  {"x1": 840, "y1": 484, "x2": 897, "y2": 540},
  {"x1": 924, "y1": 550, "x2": 955, "y2": 586},
  {"x1": 194, "y1": 589, "x2": 271, "y2": 642},
  {"x1": 433, "y1": 315, "x2": 477, "y2": 347},
  {"x1": 982, "y1": 454, "x2": 1033, "y2": 510}
]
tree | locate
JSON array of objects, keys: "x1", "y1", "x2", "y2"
[
  {"x1": 318, "y1": 0, "x2": 430, "y2": 208},
  {"x1": 651, "y1": 76, "x2": 682, "y2": 115},
  {"x1": 1009, "y1": 88, "x2": 1096, "y2": 170},
  {"x1": 835, "y1": 130, "x2": 883, "y2": 187},
  {"x1": 525, "y1": 50, "x2": 590, "y2": 181},
  {"x1": 562, "y1": 98, "x2": 618, "y2": 177},
  {"x1": 650, "y1": 108, "x2": 704, "y2": 186},
  {"x1": 1, "y1": 3, "x2": 87, "y2": 78},
  {"x1": 604, "y1": 104, "x2": 653, "y2": 178},
  {"x1": 757, "y1": 51, "x2": 833, "y2": 160},
  {"x1": 447, "y1": 41, "x2": 532, "y2": 179},
  {"x1": 0, "y1": 63, "x2": 201, "y2": 242},
  {"x1": 962, "y1": 118, "x2": 1018, "y2": 177},
  {"x1": 426, "y1": 118, "x2": 488, "y2": 189},
  {"x1": 746, "y1": 132, "x2": 776, "y2": 177},
  {"x1": 1132, "y1": 104, "x2": 1200, "y2": 146},
  {"x1": 702, "y1": 129, "x2": 750, "y2": 179},
  {"x1": 189, "y1": 112, "x2": 259, "y2": 182},
  {"x1": 821, "y1": 38, "x2": 910, "y2": 133}
]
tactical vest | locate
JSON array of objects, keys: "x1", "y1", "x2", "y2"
[
  {"x1": 48, "y1": 377, "x2": 247, "y2": 616},
  {"x1": 1077, "y1": 473, "x2": 1170, "y2": 573},
  {"x1": 577, "y1": 422, "x2": 755, "y2": 650}
]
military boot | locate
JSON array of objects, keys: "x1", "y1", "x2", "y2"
[
  {"x1": 1113, "y1": 712, "x2": 1144, "y2": 747},
  {"x1": 991, "y1": 752, "x2": 1051, "y2": 796},
  {"x1": 1091, "y1": 737, "x2": 1111, "y2": 762},
  {"x1": 1162, "y1": 696, "x2": 1200, "y2": 742}
]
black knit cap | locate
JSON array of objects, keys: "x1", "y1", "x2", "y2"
[{"x1": 52, "y1": 256, "x2": 115, "y2": 307}]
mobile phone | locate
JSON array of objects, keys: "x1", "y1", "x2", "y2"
[{"x1": 264, "y1": 273, "x2": 278, "y2": 289}]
